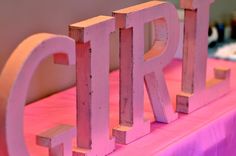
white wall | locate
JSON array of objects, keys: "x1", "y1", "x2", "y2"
[{"x1": 0, "y1": 0, "x2": 147, "y2": 103}]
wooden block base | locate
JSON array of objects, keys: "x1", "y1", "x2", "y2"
[
  {"x1": 112, "y1": 120, "x2": 150, "y2": 144},
  {"x1": 73, "y1": 138, "x2": 115, "y2": 156},
  {"x1": 177, "y1": 68, "x2": 231, "y2": 113}
]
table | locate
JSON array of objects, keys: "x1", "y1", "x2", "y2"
[{"x1": 24, "y1": 58, "x2": 236, "y2": 156}]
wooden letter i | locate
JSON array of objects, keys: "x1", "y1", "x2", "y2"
[{"x1": 69, "y1": 16, "x2": 115, "y2": 156}]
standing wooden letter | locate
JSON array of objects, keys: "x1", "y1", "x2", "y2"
[
  {"x1": 69, "y1": 16, "x2": 115, "y2": 156},
  {"x1": 176, "y1": 0, "x2": 231, "y2": 113},
  {"x1": 0, "y1": 33, "x2": 75, "y2": 156},
  {"x1": 112, "y1": 1, "x2": 179, "y2": 144}
]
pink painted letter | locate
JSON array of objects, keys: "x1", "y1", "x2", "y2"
[
  {"x1": 112, "y1": 1, "x2": 179, "y2": 144},
  {"x1": 69, "y1": 16, "x2": 115, "y2": 156},
  {"x1": 176, "y1": 0, "x2": 231, "y2": 113},
  {"x1": 0, "y1": 33, "x2": 75, "y2": 156}
]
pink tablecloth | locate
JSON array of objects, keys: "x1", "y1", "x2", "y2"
[{"x1": 24, "y1": 59, "x2": 236, "y2": 156}]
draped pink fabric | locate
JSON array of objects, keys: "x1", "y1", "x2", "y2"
[{"x1": 24, "y1": 58, "x2": 236, "y2": 156}]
